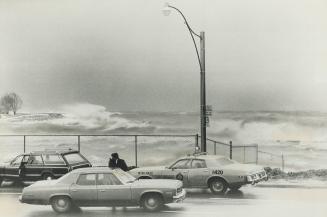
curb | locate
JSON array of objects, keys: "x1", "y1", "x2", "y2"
[{"x1": 256, "y1": 183, "x2": 327, "y2": 189}]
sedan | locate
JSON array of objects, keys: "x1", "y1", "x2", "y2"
[
  {"x1": 19, "y1": 167, "x2": 186, "y2": 213},
  {"x1": 130, "y1": 153, "x2": 268, "y2": 194}
]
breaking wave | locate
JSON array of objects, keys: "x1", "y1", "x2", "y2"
[{"x1": 0, "y1": 103, "x2": 155, "y2": 134}]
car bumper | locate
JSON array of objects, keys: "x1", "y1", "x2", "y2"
[
  {"x1": 19, "y1": 195, "x2": 47, "y2": 205},
  {"x1": 173, "y1": 189, "x2": 186, "y2": 203},
  {"x1": 246, "y1": 174, "x2": 268, "y2": 185}
]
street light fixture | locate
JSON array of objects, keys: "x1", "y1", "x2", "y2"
[{"x1": 162, "y1": 3, "x2": 207, "y2": 152}]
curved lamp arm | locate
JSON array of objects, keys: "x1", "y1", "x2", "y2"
[{"x1": 163, "y1": 3, "x2": 202, "y2": 71}]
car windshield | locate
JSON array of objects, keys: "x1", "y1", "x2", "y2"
[
  {"x1": 207, "y1": 157, "x2": 236, "y2": 167},
  {"x1": 56, "y1": 172, "x2": 79, "y2": 184},
  {"x1": 113, "y1": 170, "x2": 136, "y2": 183},
  {"x1": 216, "y1": 157, "x2": 235, "y2": 165}
]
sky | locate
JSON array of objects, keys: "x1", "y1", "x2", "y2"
[{"x1": 0, "y1": 0, "x2": 326, "y2": 112}]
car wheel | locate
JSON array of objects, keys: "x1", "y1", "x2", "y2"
[
  {"x1": 141, "y1": 193, "x2": 163, "y2": 212},
  {"x1": 42, "y1": 173, "x2": 54, "y2": 180},
  {"x1": 209, "y1": 178, "x2": 228, "y2": 195},
  {"x1": 229, "y1": 185, "x2": 242, "y2": 191},
  {"x1": 51, "y1": 196, "x2": 72, "y2": 213}
]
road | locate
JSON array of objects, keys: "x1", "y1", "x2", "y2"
[{"x1": 0, "y1": 184, "x2": 326, "y2": 217}]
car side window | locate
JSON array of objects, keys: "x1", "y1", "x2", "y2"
[
  {"x1": 42, "y1": 154, "x2": 66, "y2": 165},
  {"x1": 170, "y1": 159, "x2": 192, "y2": 169},
  {"x1": 77, "y1": 174, "x2": 96, "y2": 186},
  {"x1": 191, "y1": 159, "x2": 207, "y2": 169},
  {"x1": 27, "y1": 155, "x2": 43, "y2": 165},
  {"x1": 22, "y1": 155, "x2": 29, "y2": 163},
  {"x1": 97, "y1": 173, "x2": 122, "y2": 185}
]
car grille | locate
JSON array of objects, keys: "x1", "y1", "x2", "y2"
[{"x1": 250, "y1": 171, "x2": 266, "y2": 180}]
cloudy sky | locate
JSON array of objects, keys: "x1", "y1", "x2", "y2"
[{"x1": 0, "y1": 0, "x2": 326, "y2": 112}]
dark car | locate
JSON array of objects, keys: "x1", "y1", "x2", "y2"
[{"x1": 0, "y1": 149, "x2": 91, "y2": 186}]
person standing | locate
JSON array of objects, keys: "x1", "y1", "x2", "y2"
[{"x1": 108, "y1": 153, "x2": 128, "y2": 171}]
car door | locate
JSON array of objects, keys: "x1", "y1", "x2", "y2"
[
  {"x1": 4, "y1": 155, "x2": 25, "y2": 179},
  {"x1": 169, "y1": 159, "x2": 192, "y2": 187},
  {"x1": 188, "y1": 159, "x2": 210, "y2": 187},
  {"x1": 96, "y1": 173, "x2": 132, "y2": 206},
  {"x1": 24, "y1": 154, "x2": 44, "y2": 180},
  {"x1": 70, "y1": 173, "x2": 98, "y2": 206}
]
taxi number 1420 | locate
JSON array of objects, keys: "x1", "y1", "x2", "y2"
[{"x1": 212, "y1": 170, "x2": 223, "y2": 175}]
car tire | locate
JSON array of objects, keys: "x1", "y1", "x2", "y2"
[
  {"x1": 141, "y1": 193, "x2": 164, "y2": 212},
  {"x1": 229, "y1": 185, "x2": 242, "y2": 191},
  {"x1": 42, "y1": 173, "x2": 54, "y2": 180},
  {"x1": 51, "y1": 196, "x2": 72, "y2": 213},
  {"x1": 209, "y1": 178, "x2": 228, "y2": 195}
]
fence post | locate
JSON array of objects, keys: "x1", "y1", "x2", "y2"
[
  {"x1": 77, "y1": 135, "x2": 80, "y2": 152},
  {"x1": 214, "y1": 142, "x2": 217, "y2": 155},
  {"x1": 135, "y1": 136, "x2": 138, "y2": 167},
  {"x1": 229, "y1": 141, "x2": 232, "y2": 159},
  {"x1": 195, "y1": 134, "x2": 199, "y2": 151},
  {"x1": 255, "y1": 144, "x2": 258, "y2": 164},
  {"x1": 282, "y1": 154, "x2": 285, "y2": 171},
  {"x1": 243, "y1": 145, "x2": 246, "y2": 163},
  {"x1": 23, "y1": 135, "x2": 26, "y2": 153}
]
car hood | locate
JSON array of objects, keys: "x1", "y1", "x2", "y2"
[
  {"x1": 131, "y1": 179, "x2": 182, "y2": 189},
  {"x1": 220, "y1": 163, "x2": 264, "y2": 174},
  {"x1": 29, "y1": 180, "x2": 58, "y2": 187}
]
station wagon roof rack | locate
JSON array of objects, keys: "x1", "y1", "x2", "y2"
[{"x1": 31, "y1": 148, "x2": 76, "y2": 154}]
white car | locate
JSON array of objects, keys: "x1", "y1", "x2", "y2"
[{"x1": 130, "y1": 154, "x2": 268, "y2": 194}]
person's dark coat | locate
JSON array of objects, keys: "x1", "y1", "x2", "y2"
[{"x1": 109, "y1": 158, "x2": 128, "y2": 171}]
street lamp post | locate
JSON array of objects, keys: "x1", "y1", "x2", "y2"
[{"x1": 163, "y1": 3, "x2": 207, "y2": 152}]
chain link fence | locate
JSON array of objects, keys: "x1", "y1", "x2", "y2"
[{"x1": 0, "y1": 135, "x2": 284, "y2": 169}]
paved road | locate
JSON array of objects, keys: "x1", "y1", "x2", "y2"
[{"x1": 0, "y1": 185, "x2": 326, "y2": 217}]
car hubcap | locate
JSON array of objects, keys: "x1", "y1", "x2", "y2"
[
  {"x1": 57, "y1": 199, "x2": 67, "y2": 208},
  {"x1": 213, "y1": 181, "x2": 224, "y2": 192},
  {"x1": 147, "y1": 198, "x2": 157, "y2": 207}
]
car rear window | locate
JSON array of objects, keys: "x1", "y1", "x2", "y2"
[
  {"x1": 63, "y1": 153, "x2": 86, "y2": 164},
  {"x1": 42, "y1": 154, "x2": 66, "y2": 165}
]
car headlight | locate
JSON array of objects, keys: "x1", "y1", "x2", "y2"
[{"x1": 247, "y1": 175, "x2": 253, "y2": 182}]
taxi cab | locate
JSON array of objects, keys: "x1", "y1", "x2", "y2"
[{"x1": 130, "y1": 153, "x2": 267, "y2": 194}]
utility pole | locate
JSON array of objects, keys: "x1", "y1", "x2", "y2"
[
  {"x1": 200, "y1": 31, "x2": 206, "y2": 152},
  {"x1": 163, "y1": 4, "x2": 207, "y2": 152}
]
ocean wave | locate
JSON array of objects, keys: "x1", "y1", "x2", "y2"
[{"x1": 0, "y1": 103, "x2": 155, "y2": 134}]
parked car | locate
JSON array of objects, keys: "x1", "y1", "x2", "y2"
[
  {"x1": 19, "y1": 167, "x2": 186, "y2": 212},
  {"x1": 0, "y1": 149, "x2": 91, "y2": 186},
  {"x1": 129, "y1": 153, "x2": 268, "y2": 194}
]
